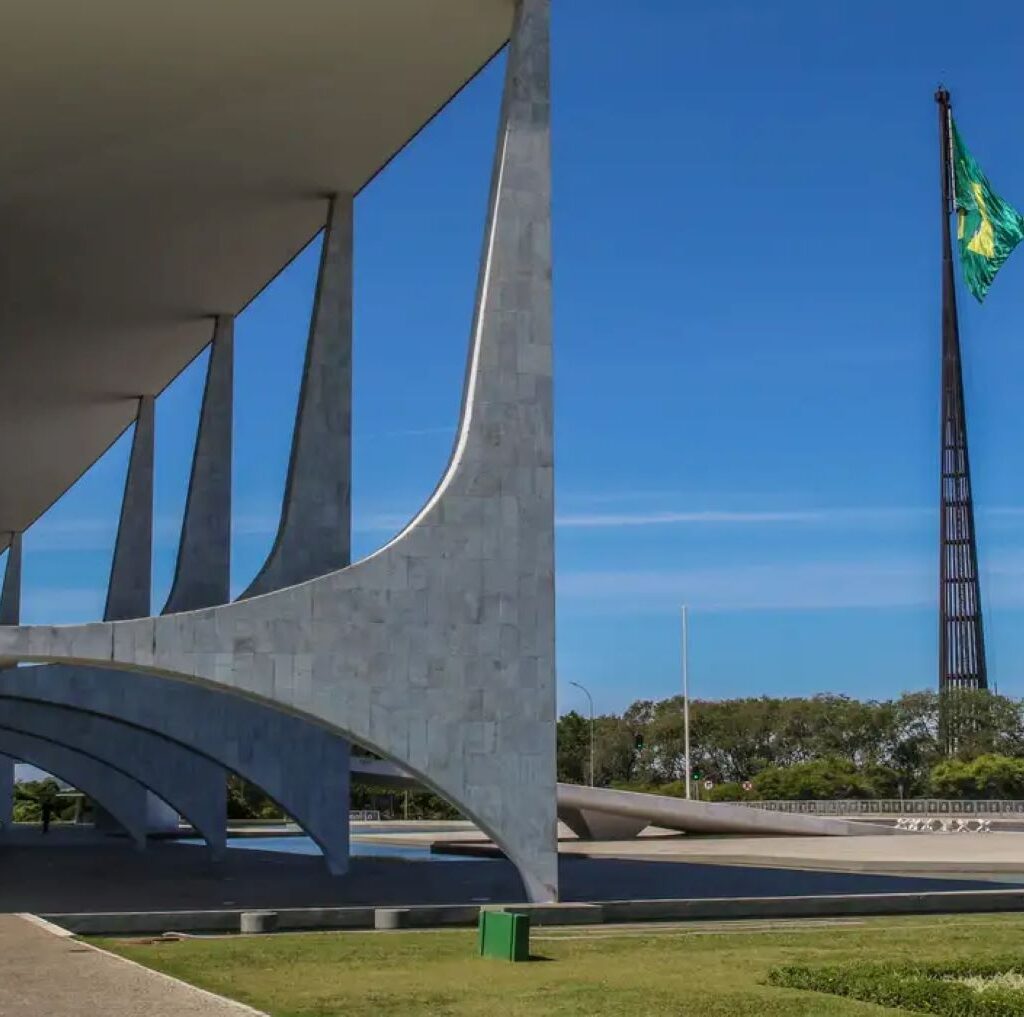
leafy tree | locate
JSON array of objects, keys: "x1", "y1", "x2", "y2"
[
  {"x1": 930, "y1": 754, "x2": 1024, "y2": 799},
  {"x1": 227, "y1": 775, "x2": 284, "y2": 820},
  {"x1": 555, "y1": 689, "x2": 1024, "y2": 800},
  {"x1": 13, "y1": 778, "x2": 76, "y2": 823},
  {"x1": 942, "y1": 690, "x2": 1024, "y2": 760},
  {"x1": 754, "y1": 758, "x2": 878, "y2": 800},
  {"x1": 592, "y1": 715, "x2": 639, "y2": 785},
  {"x1": 556, "y1": 710, "x2": 590, "y2": 784},
  {"x1": 350, "y1": 784, "x2": 461, "y2": 820}
]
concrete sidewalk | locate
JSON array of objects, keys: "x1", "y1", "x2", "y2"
[
  {"x1": 555, "y1": 832, "x2": 1024, "y2": 876},
  {"x1": 0, "y1": 915, "x2": 261, "y2": 1016}
]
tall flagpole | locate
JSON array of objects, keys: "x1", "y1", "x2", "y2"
[
  {"x1": 681, "y1": 605, "x2": 692, "y2": 800},
  {"x1": 935, "y1": 88, "x2": 988, "y2": 704}
]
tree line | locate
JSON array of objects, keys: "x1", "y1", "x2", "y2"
[
  {"x1": 11, "y1": 774, "x2": 459, "y2": 825},
  {"x1": 558, "y1": 690, "x2": 1024, "y2": 800},
  {"x1": 13, "y1": 691, "x2": 1023, "y2": 827}
]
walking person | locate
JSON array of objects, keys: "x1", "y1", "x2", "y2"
[{"x1": 40, "y1": 799, "x2": 52, "y2": 835}]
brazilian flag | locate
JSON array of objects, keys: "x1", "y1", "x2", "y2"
[{"x1": 952, "y1": 120, "x2": 1024, "y2": 302}]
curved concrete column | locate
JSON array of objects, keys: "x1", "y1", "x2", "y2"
[
  {"x1": 0, "y1": 731, "x2": 148, "y2": 848},
  {"x1": 0, "y1": 0, "x2": 556, "y2": 902},
  {"x1": 242, "y1": 194, "x2": 352, "y2": 598},
  {"x1": 0, "y1": 701, "x2": 226, "y2": 858},
  {"x1": 104, "y1": 396, "x2": 154, "y2": 622},
  {"x1": 0, "y1": 533, "x2": 22, "y2": 626},
  {"x1": 163, "y1": 316, "x2": 234, "y2": 614},
  {"x1": 0, "y1": 666, "x2": 351, "y2": 873}
]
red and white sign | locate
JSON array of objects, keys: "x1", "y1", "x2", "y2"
[
  {"x1": 703, "y1": 780, "x2": 714, "y2": 791},
  {"x1": 742, "y1": 781, "x2": 753, "y2": 792}
]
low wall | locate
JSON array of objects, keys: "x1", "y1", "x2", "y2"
[
  {"x1": 742, "y1": 800, "x2": 1024, "y2": 817},
  {"x1": 43, "y1": 888, "x2": 1024, "y2": 936}
]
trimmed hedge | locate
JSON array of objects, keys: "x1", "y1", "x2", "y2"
[{"x1": 768, "y1": 958, "x2": 1024, "y2": 1016}]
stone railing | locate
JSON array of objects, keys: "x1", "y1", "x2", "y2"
[{"x1": 738, "y1": 799, "x2": 1024, "y2": 817}]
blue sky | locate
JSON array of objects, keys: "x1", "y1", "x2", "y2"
[{"x1": 8, "y1": 0, "x2": 1024, "y2": 715}]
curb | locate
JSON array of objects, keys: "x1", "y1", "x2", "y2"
[{"x1": 39, "y1": 886, "x2": 1024, "y2": 936}]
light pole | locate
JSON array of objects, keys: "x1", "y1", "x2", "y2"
[
  {"x1": 569, "y1": 681, "x2": 595, "y2": 787},
  {"x1": 681, "y1": 605, "x2": 692, "y2": 800}
]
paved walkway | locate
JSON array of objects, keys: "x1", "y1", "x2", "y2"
[
  {"x1": 0, "y1": 915, "x2": 261, "y2": 1016},
  {"x1": 554, "y1": 832, "x2": 1024, "y2": 876}
]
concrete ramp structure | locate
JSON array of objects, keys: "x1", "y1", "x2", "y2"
[
  {"x1": 555, "y1": 784, "x2": 900, "y2": 841},
  {"x1": 347, "y1": 758, "x2": 898, "y2": 840}
]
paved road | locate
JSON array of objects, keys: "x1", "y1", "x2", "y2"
[{"x1": 0, "y1": 914, "x2": 261, "y2": 1016}]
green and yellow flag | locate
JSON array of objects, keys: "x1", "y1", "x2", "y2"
[{"x1": 952, "y1": 120, "x2": 1024, "y2": 301}]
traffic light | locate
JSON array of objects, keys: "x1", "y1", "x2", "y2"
[
  {"x1": 691, "y1": 768, "x2": 702, "y2": 782},
  {"x1": 633, "y1": 733, "x2": 644, "y2": 751}
]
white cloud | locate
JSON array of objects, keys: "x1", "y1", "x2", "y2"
[
  {"x1": 556, "y1": 510, "x2": 821, "y2": 528},
  {"x1": 558, "y1": 550, "x2": 1024, "y2": 613},
  {"x1": 555, "y1": 506, "x2": 932, "y2": 529}
]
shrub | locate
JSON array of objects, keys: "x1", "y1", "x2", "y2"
[
  {"x1": 754, "y1": 757, "x2": 878, "y2": 800},
  {"x1": 707, "y1": 781, "x2": 753, "y2": 802},
  {"x1": 768, "y1": 959, "x2": 1024, "y2": 1016}
]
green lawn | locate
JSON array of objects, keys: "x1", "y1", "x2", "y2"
[{"x1": 92, "y1": 914, "x2": 1024, "y2": 1017}]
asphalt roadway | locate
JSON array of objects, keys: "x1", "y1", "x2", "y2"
[{"x1": 1, "y1": 835, "x2": 1019, "y2": 915}]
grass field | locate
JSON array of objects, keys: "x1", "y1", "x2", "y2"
[{"x1": 93, "y1": 913, "x2": 1024, "y2": 1016}]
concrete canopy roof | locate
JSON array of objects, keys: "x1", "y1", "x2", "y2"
[{"x1": 0, "y1": 0, "x2": 512, "y2": 541}]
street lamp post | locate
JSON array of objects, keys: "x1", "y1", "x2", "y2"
[
  {"x1": 569, "y1": 680, "x2": 595, "y2": 787},
  {"x1": 681, "y1": 605, "x2": 692, "y2": 800}
]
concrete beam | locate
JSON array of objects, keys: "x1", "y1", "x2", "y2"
[
  {"x1": 0, "y1": 731, "x2": 148, "y2": 848},
  {"x1": 242, "y1": 195, "x2": 352, "y2": 597},
  {"x1": 163, "y1": 317, "x2": 234, "y2": 614},
  {"x1": 104, "y1": 396, "x2": 154, "y2": 622},
  {"x1": 0, "y1": 701, "x2": 226, "y2": 857}
]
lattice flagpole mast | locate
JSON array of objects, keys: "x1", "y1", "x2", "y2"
[{"x1": 935, "y1": 89, "x2": 988, "y2": 722}]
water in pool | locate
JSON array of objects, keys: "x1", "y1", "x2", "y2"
[{"x1": 178, "y1": 834, "x2": 493, "y2": 862}]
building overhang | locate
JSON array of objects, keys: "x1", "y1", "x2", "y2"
[{"x1": 0, "y1": 0, "x2": 512, "y2": 539}]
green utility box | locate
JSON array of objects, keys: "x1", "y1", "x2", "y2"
[{"x1": 478, "y1": 909, "x2": 530, "y2": 962}]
